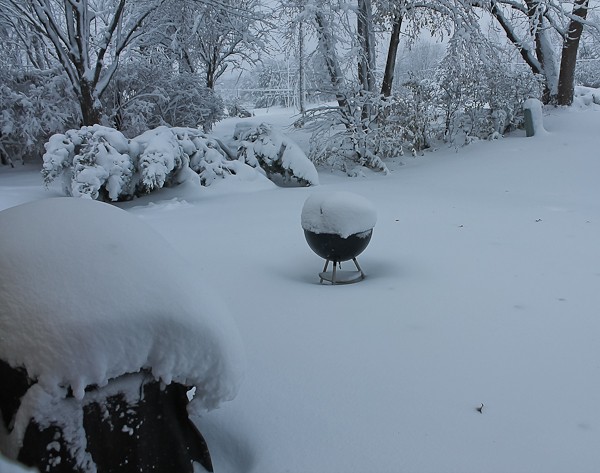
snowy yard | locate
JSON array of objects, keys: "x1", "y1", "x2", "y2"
[{"x1": 1, "y1": 104, "x2": 600, "y2": 473}]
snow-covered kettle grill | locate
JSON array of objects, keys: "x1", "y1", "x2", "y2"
[{"x1": 301, "y1": 191, "x2": 376, "y2": 284}]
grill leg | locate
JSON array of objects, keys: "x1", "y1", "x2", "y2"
[
  {"x1": 320, "y1": 259, "x2": 330, "y2": 284},
  {"x1": 332, "y1": 261, "x2": 337, "y2": 285},
  {"x1": 352, "y1": 257, "x2": 365, "y2": 280}
]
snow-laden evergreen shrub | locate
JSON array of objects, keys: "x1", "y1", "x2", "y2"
[
  {"x1": 42, "y1": 126, "x2": 242, "y2": 201},
  {"x1": 172, "y1": 127, "x2": 240, "y2": 186},
  {"x1": 235, "y1": 123, "x2": 319, "y2": 186},
  {"x1": 133, "y1": 127, "x2": 188, "y2": 193},
  {"x1": 42, "y1": 125, "x2": 136, "y2": 201},
  {"x1": 73, "y1": 129, "x2": 135, "y2": 201}
]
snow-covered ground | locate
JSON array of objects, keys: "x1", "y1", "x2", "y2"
[{"x1": 1, "y1": 103, "x2": 600, "y2": 473}]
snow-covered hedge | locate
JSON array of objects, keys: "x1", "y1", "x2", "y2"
[
  {"x1": 235, "y1": 122, "x2": 319, "y2": 187},
  {"x1": 42, "y1": 125, "x2": 243, "y2": 201}
]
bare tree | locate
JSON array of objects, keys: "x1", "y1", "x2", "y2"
[
  {"x1": 0, "y1": 0, "x2": 167, "y2": 125},
  {"x1": 557, "y1": 0, "x2": 590, "y2": 105},
  {"x1": 487, "y1": 0, "x2": 598, "y2": 104},
  {"x1": 313, "y1": 6, "x2": 349, "y2": 110},
  {"x1": 169, "y1": 0, "x2": 270, "y2": 90},
  {"x1": 381, "y1": 12, "x2": 403, "y2": 97},
  {"x1": 357, "y1": 0, "x2": 376, "y2": 93}
]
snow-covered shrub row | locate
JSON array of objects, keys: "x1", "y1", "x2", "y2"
[
  {"x1": 235, "y1": 122, "x2": 319, "y2": 187},
  {"x1": 42, "y1": 125, "x2": 238, "y2": 201}
]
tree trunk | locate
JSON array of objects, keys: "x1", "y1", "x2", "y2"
[
  {"x1": 298, "y1": 21, "x2": 306, "y2": 115},
  {"x1": 357, "y1": 0, "x2": 376, "y2": 93},
  {"x1": 524, "y1": 0, "x2": 558, "y2": 102},
  {"x1": 314, "y1": 10, "x2": 348, "y2": 110},
  {"x1": 381, "y1": 14, "x2": 403, "y2": 97},
  {"x1": 490, "y1": 2, "x2": 543, "y2": 76},
  {"x1": 206, "y1": 68, "x2": 215, "y2": 90},
  {"x1": 79, "y1": 81, "x2": 101, "y2": 126},
  {"x1": 489, "y1": 1, "x2": 558, "y2": 103},
  {"x1": 21, "y1": 0, "x2": 162, "y2": 126},
  {"x1": 557, "y1": 0, "x2": 589, "y2": 105}
]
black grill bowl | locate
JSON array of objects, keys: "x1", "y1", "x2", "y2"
[{"x1": 304, "y1": 229, "x2": 373, "y2": 263}]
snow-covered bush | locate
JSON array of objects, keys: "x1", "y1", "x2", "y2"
[
  {"x1": 172, "y1": 127, "x2": 241, "y2": 186},
  {"x1": 0, "y1": 197, "x2": 244, "y2": 401},
  {"x1": 576, "y1": 58, "x2": 600, "y2": 88},
  {"x1": 133, "y1": 126, "x2": 189, "y2": 193},
  {"x1": 435, "y1": 29, "x2": 542, "y2": 143},
  {"x1": 104, "y1": 61, "x2": 224, "y2": 135},
  {"x1": 304, "y1": 87, "x2": 438, "y2": 174},
  {"x1": 153, "y1": 74, "x2": 224, "y2": 132},
  {"x1": 235, "y1": 122, "x2": 319, "y2": 186},
  {"x1": 303, "y1": 92, "x2": 391, "y2": 175},
  {"x1": 42, "y1": 125, "x2": 137, "y2": 201},
  {"x1": 0, "y1": 70, "x2": 79, "y2": 165},
  {"x1": 388, "y1": 80, "x2": 438, "y2": 153},
  {"x1": 224, "y1": 98, "x2": 253, "y2": 118},
  {"x1": 42, "y1": 125, "x2": 245, "y2": 201},
  {"x1": 573, "y1": 86, "x2": 600, "y2": 106}
]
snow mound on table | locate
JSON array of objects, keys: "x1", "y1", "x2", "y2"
[
  {"x1": 0, "y1": 198, "x2": 244, "y2": 410},
  {"x1": 301, "y1": 191, "x2": 377, "y2": 238}
]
